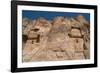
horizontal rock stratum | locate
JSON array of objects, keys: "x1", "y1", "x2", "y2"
[{"x1": 22, "y1": 15, "x2": 90, "y2": 62}]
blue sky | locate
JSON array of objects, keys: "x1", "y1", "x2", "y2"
[{"x1": 22, "y1": 10, "x2": 90, "y2": 22}]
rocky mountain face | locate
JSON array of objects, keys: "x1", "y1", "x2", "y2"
[{"x1": 22, "y1": 15, "x2": 90, "y2": 62}]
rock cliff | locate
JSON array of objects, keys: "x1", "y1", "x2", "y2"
[{"x1": 22, "y1": 15, "x2": 90, "y2": 62}]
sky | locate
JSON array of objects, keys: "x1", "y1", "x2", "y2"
[{"x1": 22, "y1": 10, "x2": 90, "y2": 22}]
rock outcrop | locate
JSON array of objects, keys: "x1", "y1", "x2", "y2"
[{"x1": 22, "y1": 15, "x2": 90, "y2": 62}]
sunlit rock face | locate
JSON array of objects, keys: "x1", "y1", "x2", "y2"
[{"x1": 22, "y1": 15, "x2": 90, "y2": 62}]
